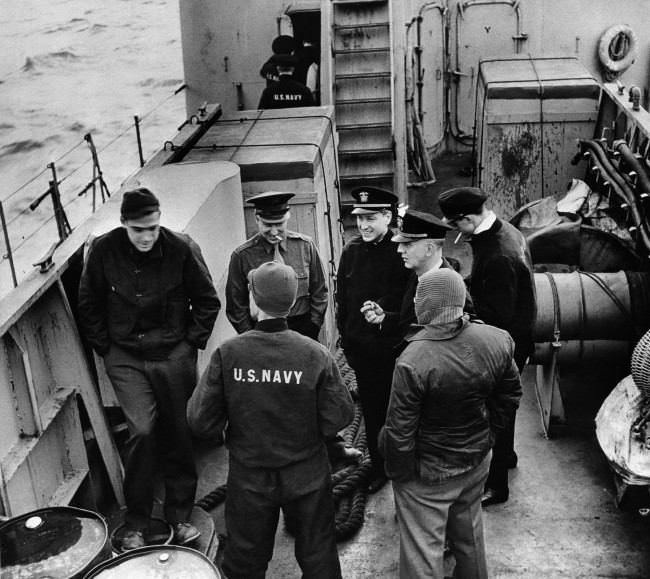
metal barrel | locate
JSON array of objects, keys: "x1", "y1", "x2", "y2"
[
  {"x1": 0, "y1": 506, "x2": 111, "y2": 579},
  {"x1": 84, "y1": 544, "x2": 222, "y2": 578},
  {"x1": 532, "y1": 271, "x2": 650, "y2": 343},
  {"x1": 109, "y1": 517, "x2": 173, "y2": 555}
]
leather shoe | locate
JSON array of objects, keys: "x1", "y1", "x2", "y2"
[
  {"x1": 367, "y1": 474, "x2": 388, "y2": 494},
  {"x1": 174, "y1": 522, "x2": 201, "y2": 545},
  {"x1": 481, "y1": 488, "x2": 508, "y2": 507},
  {"x1": 121, "y1": 529, "x2": 145, "y2": 551}
]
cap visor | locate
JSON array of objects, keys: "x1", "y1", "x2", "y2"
[
  {"x1": 257, "y1": 214, "x2": 288, "y2": 223},
  {"x1": 351, "y1": 207, "x2": 386, "y2": 215}
]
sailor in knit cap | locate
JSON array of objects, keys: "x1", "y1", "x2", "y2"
[{"x1": 380, "y1": 267, "x2": 522, "y2": 579}]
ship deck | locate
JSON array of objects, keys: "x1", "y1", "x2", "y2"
[{"x1": 194, "y1": 360, "x2": 650, "y2": 578}]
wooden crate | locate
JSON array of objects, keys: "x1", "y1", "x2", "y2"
[{"x1": 474, "y1": 56, "x2": 600, "y2": 219}]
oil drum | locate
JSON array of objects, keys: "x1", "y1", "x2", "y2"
[
  {"x1": 83, "y1": 544, "x2": 222, "y2": 578},
  {"x1": 109, "y1": 517, "x2": 173, "y2": 554},
  {"x1": 0, "y1": 506, "x2": 111, "y2": 578}
]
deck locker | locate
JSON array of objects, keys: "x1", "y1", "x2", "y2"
[{"x1": 474, "y1": 56, "x2": 601, "y2": 218}]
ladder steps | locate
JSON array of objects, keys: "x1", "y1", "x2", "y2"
[
  {"x1": 332, "y1": 0, "x2": 388, "y2": 4},
  {"x1": 333, "y1": 22, "x2": 389, "y2": 30},
  {"x1": 339, "y1": 147, "x2": 393, "y2": 156},
  {"x1": 338, "y1": 122, "x2": 391, "y2": 130},
  {"x1": 339, "y1": 172, "x2": 394, "y2": 181},
  {"x1": 336, "y1": 71, "x2": 391, "y2": 80},
  {"x1": 333, "y1": 0, "x2": 393, "y2": 197},
  {"x1": 336, "y1": 97, "x2": 391, "y2": 105},
  {"x1": 333, "y1": 47, "x2": 390, "y2": 55}
]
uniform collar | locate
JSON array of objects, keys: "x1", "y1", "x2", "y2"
[
  {"x1": 255, "y1": 318, "x2": 289, "y2": 332},
  {"x1": 406, "y1": 315, "x2": 470, "y2": 342},
  {"x1": 121, "y1": 227, "x2": 164, "y2": 260},
  {"x1": 255, "y1": 233, "x2": 287, "y2": 254},
  {"x1": 473, "y1": 210, "x2": 497, "y2": 235}
]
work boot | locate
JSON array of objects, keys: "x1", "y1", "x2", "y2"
[
  {"x1": 174, "y1": 522, "x2": 201, "y2": 545},
  {"x1": 121, "y1": 529, "x2": 146, "y2": 551}
]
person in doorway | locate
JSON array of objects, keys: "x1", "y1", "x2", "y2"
[
  {"x1": 380, "y1": 267, "x2": 522, "y2": 579},
  {"x1": 259, "y1": 34, "x2": 297, "y2": 87},
  {"x1": 438, "y1": 186, "x2": 537, "y2": 507},
  {"x1": 226, "y1": 191, "x2": 360, "y2": 462},
  {"x1": 336, "y1": 187, "x2": 411, "y2": 493},
  {"x1": 258, "y1": 54, "x2": 315, "y2": 109},
  {"x1": 188, "y1": 261, "x2": 354, "y2": 579},
  {"x1": 78, "y1": 187, "x2": 220, "y2": 550}
]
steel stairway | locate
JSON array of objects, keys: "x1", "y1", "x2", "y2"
[{"x1": 332, "y1": 0, "x2": 394, "y2": 204}]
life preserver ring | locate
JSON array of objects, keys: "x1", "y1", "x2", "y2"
[{"x1": 598, "y1": 24, "x2": 638, "y2": 79}]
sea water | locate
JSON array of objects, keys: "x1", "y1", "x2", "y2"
[{"x1": 0, "y1": 0, "x2": 185, "y2": 292}]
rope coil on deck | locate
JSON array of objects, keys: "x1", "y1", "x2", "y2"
[{"x1": 195, "y1": 349, "x2": 373, "y2": 541}]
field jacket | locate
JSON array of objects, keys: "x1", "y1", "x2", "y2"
[
  {"x1": 379, "y1": 316, "x2": 522, "y2": 483},
  {"x1": 187, "y1": 319, "x2": 354, "y2": 475}
]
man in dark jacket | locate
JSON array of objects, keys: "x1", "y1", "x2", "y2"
[
  {"x1": 78, "y1": 187, "x2": 220, "y2": 550},
  {"x1": 380, "y1": 268, "x2": 521, "y2": 579},
  {"x1": 188, "y1": 261, "x2": 354, "y2": 579},
  {"x1": 438, "y1": 186, "x2": 537, "y2": 507},
  {"x1": 336, "y1": 187, "x2": 411, "y2": 493},
  {"x1": 258, "y1": 54, "x2": 315, "y2": 109}
]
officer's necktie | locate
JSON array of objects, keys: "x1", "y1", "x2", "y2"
[{"x1": 273, "y1": 242, "x2": 285, "y2": 264}]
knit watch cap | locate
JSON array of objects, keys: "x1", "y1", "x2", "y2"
[
  {"x1": 121, "y1": 187, "x2": 160, "y2": 220},
  {"x1": 415, "y1": 268, "x2": 466, "y2": 325},
  {"x1": 248, "y1": 261, "x2": 298, "y2": 318}
]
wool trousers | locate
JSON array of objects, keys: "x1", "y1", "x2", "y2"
[
  {"x1": 485, "y1": 344, "x2": 528, "y2": 493},
  {"x1": 344, "y1": 350, "x2": 395, "y2": 478},
  {"x1": 104, "y1": 340, "x2": 198, "y2": 530},
  {"x1": 393, "y1": 453, "x2": 491, "y2": 579},
  {"x1": 222, "y1": 457, "x2": 342, "y2": 579}
]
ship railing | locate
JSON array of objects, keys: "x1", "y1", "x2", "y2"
[{"x1": 0, "y1": 84, "x2": 188, "y2": 298}]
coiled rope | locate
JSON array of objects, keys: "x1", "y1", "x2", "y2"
[{"x1": 195, "y1": 349, "x2": 372, "y2": 541}]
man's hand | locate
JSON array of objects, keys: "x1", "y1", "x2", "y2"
[{"x1": 361, "y1": 300, "x2": 386, "y2": 325}]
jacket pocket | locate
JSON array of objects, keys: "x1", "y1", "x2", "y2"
[
  {"x1": 107, "y1": 286, "x2": 136, "y2": 338},
  {"x1": 295, "y1": 272, "x2": 310, "y2": 298}
]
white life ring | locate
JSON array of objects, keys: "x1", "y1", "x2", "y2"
[{"x1": 598, "y1": 24, "x2": 638, "y2": 78}]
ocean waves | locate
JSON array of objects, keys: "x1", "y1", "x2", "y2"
[{"x1": 22, "y1": 50, "x2": 81, "y2": 74}]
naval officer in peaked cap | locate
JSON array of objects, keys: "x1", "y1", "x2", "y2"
[
  {"x1": 438, "y1": 186, "x2": 536, "y2": 508},
  {"x1": 226, "y1": 191, "x2": 327, "y2": 340},
  {"x1": 362, "y1": 209, "x2": 474, "y2": 341},
  {"x1": 336, "y1": 186, "x2": 411, "y2": 493}
]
